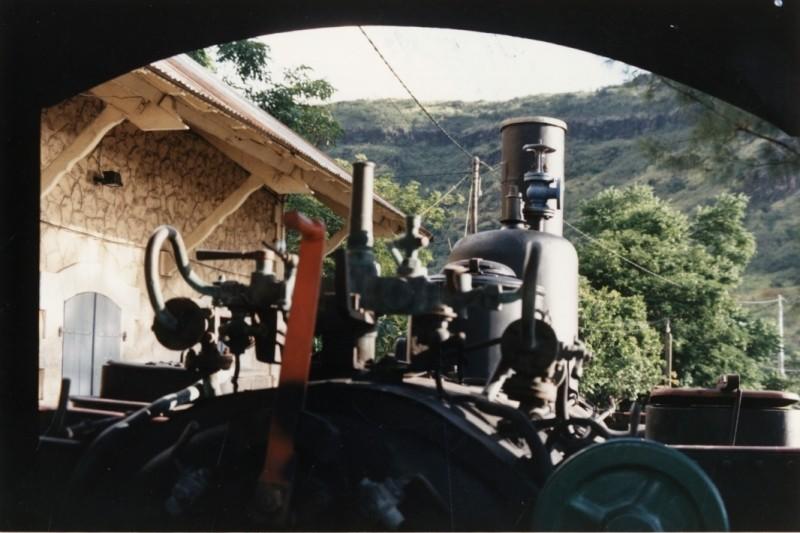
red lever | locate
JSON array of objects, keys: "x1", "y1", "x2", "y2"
[{"x1": 257, "y1": 211, "x2": 326, "y2": 518}]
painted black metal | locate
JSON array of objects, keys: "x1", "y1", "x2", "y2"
[
  {"x1": 429, "y1": 259, "x2": 522, "y2": 384},
  {"x1": 646, "y1": 404, "x2": 800, "y2": 447},
  {"x1": 100, "y1": 361, "x2": 199, "y2": 402},
  {"x1": 40, "y1": 380, "x2": 543, "y2": 531},
  {"x1": 500, "y1": 118, "x2": 567, "y2": 235},
  {"x1": 348, "y1": 161, "x2": 375, "y2": 249},
  {"x1": 448, "y1": 227, "x2": 579, "y2": 347},
  {"x1": 677, "y1": 446, "x2": 800, "y2": 531}
]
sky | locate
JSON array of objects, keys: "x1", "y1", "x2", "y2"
[{"x1": 254, "y1": 26, "x2": 637, "y2": 103}]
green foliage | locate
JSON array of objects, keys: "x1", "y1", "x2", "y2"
[
  {"x1": 578, "y1": 279, "x2": 663, "y2": 405},
  {"x1": 691, "y1": 193, "x2": 755, "y2": 285},
  {"x1": 284, "y1": 193, "x2": 344, "y2": 277},
  {"x1": 216, "y1": 40, "x2": 270, "y2": 83},
  {"x1": 186, "y1": 48, "x2": 213, "y2": 69},
  {"x1": 188, "y1": 40, "x2": 341, "y2": 147},
  {"x1": 248, "y1": 66, "x2": 342, "y2": 147},
  {"x1": 574, "y1": 185, "x2": 779, "y2": 388}
]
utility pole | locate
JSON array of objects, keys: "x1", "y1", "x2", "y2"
[
  {"x1": 778, "y1": 294, "x2": 786, "y2": 378},
  {"x1": 664, "y1": 318, "x2": 673, "y2": 386},
  {"x1": 467, "y1": 156, "x2": 481, "y2": 234}
]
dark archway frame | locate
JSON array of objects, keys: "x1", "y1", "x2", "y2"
[{"x1": 1, "y1": 1, "x2": 798, "y2": 513}]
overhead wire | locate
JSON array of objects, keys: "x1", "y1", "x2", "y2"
[
  {"x1": 563, "y1": 219, "x2": 686, "y2": 289},
  {"x1": 357, "y1": 24, "x2": 502, "y2": 242},
  {"x1": 739, "y1": 298, "x2": 788, "y2": 305},
  {"x1": 419, "y1": 173, "x2": 470, "y2": 217},
  {"x1": 389, "y1": 169, "x2": 474, "y2": 180},
  {"x1": 357, "y1": 26, "x2": 497, "y2": 175}
]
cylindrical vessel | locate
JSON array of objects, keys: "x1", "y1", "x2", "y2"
[
  {"x1": 500, "y1": 117, "x2": 567, "y2": 235},
  {"x1": 447, "y1": 229, "x2": 579, "y2": 347},
  {"x1": 348, "y1": 161, "x2": 374, "y2": 248},
  {"x1": 430, "y1": 259, "x2": 522, "y2": 384},
  {"x1": 645, "y1": 387, "x2": 800, "y2": 446}
]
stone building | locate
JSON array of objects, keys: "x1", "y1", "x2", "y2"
[{"x1": 38, "y1": 55, "x2": 404, "y2": 406}]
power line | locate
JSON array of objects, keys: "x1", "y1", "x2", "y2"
[
  {"x1": 357, "y1": 26, "x2": 496, "y2": 175},
  {"x1": 740, "y1": 298, "x2": 781, "y2": 305},
  {"x1": 563, "y1": 220, "x2": 686, "y2": 289},
  {"x1": 419, "y1": 173, "x2": 470, "y2": 217},
  {"x1": 740, "y1": 297, "x2": 793, "y2": 306},
  {"x1": 389, "y1": 170, "x2": 473, "y2": 180}
]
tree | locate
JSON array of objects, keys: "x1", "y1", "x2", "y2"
[
  {"x1": 578, "y1": 279, "x2": 663, "y2": 405},
  {"x1": 188, "y1": 39, "x2": 342, "y2": 147},
  {"x1": 573, "y1": 184, "x2": 779, "y2": 389},
  {"x1": 640, "y1": 74, "x2": 800, "y2": 192}
]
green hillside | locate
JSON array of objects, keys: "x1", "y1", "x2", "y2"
[{"x1": 325, "y1": 76, "x2": 800, "y2": 366}]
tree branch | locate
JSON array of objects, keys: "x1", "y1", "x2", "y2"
[
  {"x1": 734, "y1": 124, "x2": 800, "y2": 158},
  {"x1": 657, "y1": 77, "x2": 800, "y2": 158}
]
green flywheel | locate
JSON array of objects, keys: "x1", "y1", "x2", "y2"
[{"x1": 531, "y1": 438, "x2": 728, "y2": 531}]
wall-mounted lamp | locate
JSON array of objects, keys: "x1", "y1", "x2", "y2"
[{"x1": 92, "y1": 170, "x2": 123, "y2": 188}]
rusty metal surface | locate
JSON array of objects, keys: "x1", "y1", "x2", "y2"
[{"x1": 259, "y1": 212, "x2": 326, "y2": 517}]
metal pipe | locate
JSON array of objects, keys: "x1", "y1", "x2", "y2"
[
  {"x1": 348, "y1": 161, "x2": 375, "y2": 249},
  {"x1": 259, "y1": 211, "x2": 326, "y2": 522},
  {"x1": 521, "y1": 242, "x2": 542, "y2": 351},
  {"x1": 144, "y1": 225, "x2": 216, "y2": 330}
]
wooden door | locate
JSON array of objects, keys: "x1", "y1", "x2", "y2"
[{"x1": 62, "y1": 292, "x2": 121, "y2": 395}]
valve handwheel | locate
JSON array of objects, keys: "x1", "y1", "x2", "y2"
[
  {"x1": 523, "y1": 141, "x2": 556, "y2": 174},
  {"x1": 531, "y1": 438, "x2": 729, "y2": 531}
]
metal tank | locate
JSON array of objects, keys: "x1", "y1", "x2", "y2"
[
  {"x1": 445, "y1": 117, "x2": 578, "y2": 383},
  {"x1": 429, "y1": 259, "x2": 522, "y2": 384}
]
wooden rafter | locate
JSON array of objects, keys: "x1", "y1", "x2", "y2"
[
  {"x1": 90, "y1": 80, "x2": 188, "y2": 132},
  {"x1": 174, "y1": 100, "x2": 297, "y2": 175},
  {"x1": 323, "y1": 225, "x2": 349, "y2": 256},
  {"x1": 182, "y1": 173, "x2": 266, "y2": 254},
  {"x1": 41, "y1": 105, "x2": 126, "y2": 198},
  {"x1": 197, "y1": 131, "x2": 310, "y2": 195}
]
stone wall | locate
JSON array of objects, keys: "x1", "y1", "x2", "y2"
[{"x1": 39, "y1": 96, "x2": 282, "y2": 405}]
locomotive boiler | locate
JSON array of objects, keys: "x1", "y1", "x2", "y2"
[{"x1": 26, "y1": 117, "x2": 800, "y2": 532}]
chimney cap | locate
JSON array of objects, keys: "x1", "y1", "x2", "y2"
[{"x1": 500, "y1": 116, "x2": 567, "y2": 131}]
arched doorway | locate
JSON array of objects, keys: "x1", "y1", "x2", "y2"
[{"x1": 61, "y1": 292, "x2": 122, "y2": 396}]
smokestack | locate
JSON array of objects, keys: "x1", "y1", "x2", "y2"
[
  {"x1": 500, "y1": 117, "x2": 567, "y2": 235},
  {"x1": 348, "y1": 161, "x2": 375, "y2": 249}
]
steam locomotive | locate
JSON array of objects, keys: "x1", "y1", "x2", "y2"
[{"x1": 27, "y1": 117, "x2": 800, "y2": 531}]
